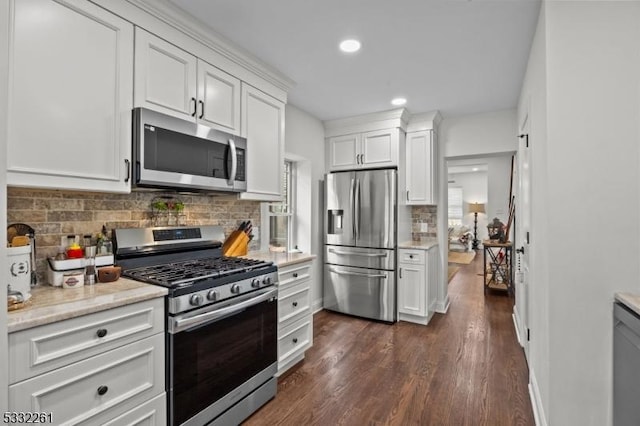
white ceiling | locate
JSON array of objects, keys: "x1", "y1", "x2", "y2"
[{"x1": 170, "y1": 0, "x2": 541, "y2": 121}]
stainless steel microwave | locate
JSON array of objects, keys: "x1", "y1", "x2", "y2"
[{"x1": 132, "y1": 108, "x2": 247, "y2": 193}]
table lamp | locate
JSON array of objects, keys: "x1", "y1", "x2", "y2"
[{"x1": 469, "y1": 202, "x2": 486, "y2": 250}]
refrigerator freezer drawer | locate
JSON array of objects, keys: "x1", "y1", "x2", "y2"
[
  {"x1": 323, "y1": 264, "x2": 396, "y2": 323},
  {"x1": 325, "y1": 245, "x2": 395, "y2": 270}
]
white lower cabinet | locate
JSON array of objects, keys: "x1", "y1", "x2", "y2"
[
  {"x1": 8, "y1": 298, "x2": 167, "y2": 425},
  {"x1": 398, "y1": 247, "x2": 438, "y2": 325},
  {"x1": 276, "y1": 260, "x2": 314, "y2": 376}
]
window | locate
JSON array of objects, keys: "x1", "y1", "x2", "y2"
[
  {"x1": 266, "y1": 160, "x2": 295, "y2": 252},
  {"x1": 448, "y1": 187, "x2": 463, "y2": 226}
]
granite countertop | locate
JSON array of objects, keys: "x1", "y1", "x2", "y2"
[
  {"x1": 7, "y1": 278, "x2": 167, "y2": 333},
  {"x1": 247, "y1": 251, "x2": 316, "y2": 267},
  {"x1": 615, "y1": 293, "x2": 640, "y2": 316},
  {"x1": 398, "y1": 239, "x2": 439, "y2": 250}
]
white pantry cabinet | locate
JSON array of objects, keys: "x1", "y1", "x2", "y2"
[
  {"x1": 239, "y1": 83, "x2": 285, "y2": 201},
  {"x1": 276, "y1": 260, "x2": 314, "y2": 376},
  {"x1": 6, "y1": 0, "x2": 133, "y2": 193},
  {"x1": 405, "y1": 130, "x2": 438, "y2": 205},
  {"x1": 8, "y1": 298, "x2": 166, "y2": 425},
  {"x1": 134, "y1": 27, "x2": 241, "y2": 135},
  {"x1": 398, "y1": 246, "x2": 439, "y2": 325},
  {"x1": 327, "y1": 128, "x2": 400, "y2": 171}
]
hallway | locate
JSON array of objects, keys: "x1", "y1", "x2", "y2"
[{"x1": 245, "y1": 252, "x2": 534, "y2": 425}]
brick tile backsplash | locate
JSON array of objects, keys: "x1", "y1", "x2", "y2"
[
  {"x1": 411, "y1": 205, "x2": 438, "y2": 241},
  {"x1": 7, "y1": 188, "x2": 261, "y2": 283}
]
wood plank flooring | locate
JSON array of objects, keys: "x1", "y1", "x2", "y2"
[{"x1": 244, "y1": 252, "x2": 534, "y2": 425}]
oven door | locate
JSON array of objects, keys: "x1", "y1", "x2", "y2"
[{"x1": 167, "y1": 287, "x2": 277, "y2": 426}]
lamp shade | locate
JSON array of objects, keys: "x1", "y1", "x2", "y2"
[{"x1": 469, "y1": 202, "x2": 485, "y2": 214}]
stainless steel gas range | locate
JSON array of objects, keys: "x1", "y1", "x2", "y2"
[{"x1": 113, "y1": 226, "x2": 278, "y2": 426}]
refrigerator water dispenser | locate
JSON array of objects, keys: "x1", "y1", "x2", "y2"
[{"x1": 327, "y1": 210, "x2": 343, "y2": 234}]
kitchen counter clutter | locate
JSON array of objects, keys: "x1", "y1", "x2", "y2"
[{"x1": 7, "y1": 278, "x2": 167, "y2": 333}]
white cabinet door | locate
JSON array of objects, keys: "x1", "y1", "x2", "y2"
[
  {"x1": 406, "y1": 130, "x2": 435, "y2": 205},
  {"x1": 398, "y1": 262, "x2": 426, "y2": 317},
  {"x1": 328, "y1": 134, "x2": 360, "y2": 170},
  {"x1": 361, "y1": 129, "x2": 398, "y2": 167},
  {"x1": 197, "y1": 59, "x2": 241, "y2": 134},
  {"x1": 7, "y1": 0, "x2": 133, "y2": 193},
  {"x1": 239, "y1": 83, "x2": 284, "y2": 201},
  {"x1": 134, "y1": 27, "x2": 197, "y2": 120}
]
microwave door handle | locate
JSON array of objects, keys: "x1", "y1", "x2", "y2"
[{"x1": 228, "y1": 138, "x2": 237, "y2": 186}]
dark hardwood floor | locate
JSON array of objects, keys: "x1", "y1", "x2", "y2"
[{"x1": 244, "y1": 252, "x2": 534, "y2": 425}]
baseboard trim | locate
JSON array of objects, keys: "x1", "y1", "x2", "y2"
[
  {"x1": 312, "y1": 299, "x2": 323, "y2": 314},
  {"x1": 512, "y1": 310, "x2": 524, "y2": 348},
  {"x1": 529, "y1": 367, "x2": 547, "y2": 426},
  {"x1": 435, "y1": 295, "x2": 450, "y2": 314}
]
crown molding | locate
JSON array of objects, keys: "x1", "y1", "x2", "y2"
[
  {"x1": 406, "y1": 111, "x2": 443, "y2": 132},
  {"x1": 323, "y1": 108, "x2": 410, "y2": 137},
  {"x1": 125, "y1": 0, "x2": 296, "y2": 94}
]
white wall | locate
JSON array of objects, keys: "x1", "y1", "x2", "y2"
[
  {"x1": 520, "y1": 2, "x2": 640, "y2": 425},
  {"x1": 284, "y1": 104, "x2": 325, "y2": 310},
  {"x1": 486, "y1": 156, "x2": 513, "y2": 225},
  {"x1": 441, "y1": 109, "x2": 518, "y2": 158}
]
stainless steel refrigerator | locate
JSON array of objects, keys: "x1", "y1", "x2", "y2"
[{"x1": 323, "y1": 168, "x2": 397, "y2": 322}]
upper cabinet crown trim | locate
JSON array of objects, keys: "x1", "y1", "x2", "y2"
[
  {"x1": 323, "y1": 108, "x2": 410, "y2": 137},
  {"x1": 406, "y1": 111, "x2": 443, "y2": 132},
  {"x1": 99, "y1": 0, "x2": 294, "y2": 98}
]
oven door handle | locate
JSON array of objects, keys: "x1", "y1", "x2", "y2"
[{"x1": 169, "y1": 287, "x2": 277, "y2": 334}]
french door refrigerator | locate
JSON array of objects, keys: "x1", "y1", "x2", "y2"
[{"x1": 323, "y1": 168, "x2": 397, "y2": 322}]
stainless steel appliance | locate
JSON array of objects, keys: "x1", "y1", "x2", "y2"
[
  {"x1": 323, "y1": 168, "x2": 397, "y2": 322},
  {"x1": 113, "y1": 226, "x2": 277, "y2": 426},
  {"x1": 614, "y1": 301, "x2": 640, "y2": 425},
  {"x1": 132, "y1": 108, "x2": 247, "y2": 193}
]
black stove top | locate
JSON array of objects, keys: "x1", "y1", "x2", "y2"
[{"x1": 124, "y1": 256, "x2": 273, "y2": 287}]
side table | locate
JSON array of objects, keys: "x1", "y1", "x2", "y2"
[{"x1": 483, "y1": 240, "x2": 513, "y2": 294}]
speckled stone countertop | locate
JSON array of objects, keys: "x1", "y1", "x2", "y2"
[
  {"x1": 398, "y1": 239, "x2": 439, "y2": 250},
  {"x1": 8, "y1": 278, "x2": 167, "y2": 333},
  {"x1": 615, "y1": 293, "x2": 640, "y2": 316},
  {"x1": 246, "y1": 252, "x2": 316, "y2": 268}
]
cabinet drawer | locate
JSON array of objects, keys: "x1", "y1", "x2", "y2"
[
  {"x1": 9, "y1": 333, "x2": 165, "y2": 426},
  {"x1": 103, "y1": 392, "x2": 166, "y2": 426},
  {"x1": 399, "y1": 250, "x2": 424, "y2": 264},
  {"x1": 278, "y1": 262, "x2": 312, "y2": 288},
  {"x1": 278, "y1": 281, "x2": 311, "y2": 326},
  {"x1": 9, "y1": 298, "x2": 164, "y2": 384},
  {"x1": 278, "y1": 317, "x2": 312, "y2": 364}
]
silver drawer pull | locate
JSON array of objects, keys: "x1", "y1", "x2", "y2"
[
  {"x1": 328, "y1": 267, "x2": 387, "y2": 279},
  {"x1": 328, "y1": 248, "x2": 388, "y2": 257}
]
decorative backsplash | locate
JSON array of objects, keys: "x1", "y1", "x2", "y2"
[
  {"x1": 6, "y1": 188, "x2": 261, "y2": 282},
  {"x1": 411, "y1": 205, "x2": 438, "y2": 240}
]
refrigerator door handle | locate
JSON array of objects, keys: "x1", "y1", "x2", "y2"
[
  {"x1": 355, "y1": 178, "x2": 361, "y2": 241},
  {"x1": 328, "y1": 267, "x2": 387, "y2": 279},
  {"x1": 327, "y1": 248, "x2": 389, "y2": 257},
  {"x1": 350, "y1": 177, "x2": 356, "y2": 240},
  {"x1": 385, "y1": 172, "x2": 390, "y2": 247}
]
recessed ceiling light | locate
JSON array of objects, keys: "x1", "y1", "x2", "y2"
[
  {"x1": 391, "y1": 97, "x2": 407, "y2": 106},
  {"x1": 472, "y1": 167, "x2": 479, "y2": 171},
  {"x1": 339, "y1": 39, "x2": 361, "y2": 53}
]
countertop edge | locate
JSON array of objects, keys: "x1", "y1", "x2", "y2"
[
  {"x1": 615, "y1": 292, "x2": 640, "y2": 317},
  {"x1": 246, "y1": 252, "x2": 316, "y2": 267},
  {"x1": 8, "y1": 283, "x2": 167, "y2": 333},
  {"x1": 398, "y1": 240, "x2": 439, "y2": 250}
]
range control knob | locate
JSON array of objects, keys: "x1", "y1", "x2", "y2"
[
  {"x1": 207, "y1": 290, "x2": 219, "y2": 301},
  {"x1": 190, "y1": 294, "x2": 203, "y2": 306},
  {"x1": 230, "y1": 284, "x2": 241, "y2": 294},
  {"x1": 262, "y1": 276, "x2": 272, "y2": 285},
  {"x1": 251, "y1": 278, "x2": 260, "y2": 288}
]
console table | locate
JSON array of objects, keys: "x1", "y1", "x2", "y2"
[{"x1": 483, "y1": 240, "x2": 513, "y2": 294}]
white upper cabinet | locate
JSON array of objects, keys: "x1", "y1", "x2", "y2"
[
  {"x1": 239, "y1": 83, "x2": 285, "y2": 201},
  {"x1": 7, "y1": 0, "x2": 134, "y2": 193},
  {"x1": 406, "y1": 130, "x2": 436, "y2": 205},
  {"x1": 134, "y1": 28, "x2": 241, "y2": 134},
  {"x1": 327, "y1": 129, "x2": 399, "y2": 171}
]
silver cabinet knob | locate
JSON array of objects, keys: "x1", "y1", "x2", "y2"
[
  {"x1": 190, "y1": 294, "x2": 203, "y2": 306},
  {"x1": 207, "y1": 290, "x2": 219, "y2": 301},
  {"x1": 231, "y1": 284, "x2": 241, "y2": 294}
]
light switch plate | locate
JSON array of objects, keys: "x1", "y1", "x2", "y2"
[
  {"x1": 252, "y1": 226, "x2": 259, "y2": 241},
  {"x1": 419, "y1": 223, "x2": 429, "y2": 232}
]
